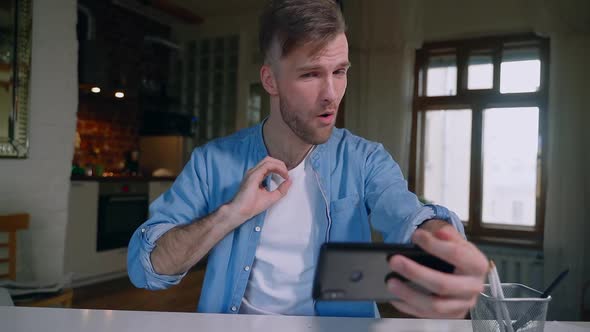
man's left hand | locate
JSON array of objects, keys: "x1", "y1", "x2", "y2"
[{"x1": 387, "y1": 221, "x2": 488, "y2": 319}]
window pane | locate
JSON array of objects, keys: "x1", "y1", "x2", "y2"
[
  {"x1": 423, "y1": 110, "x2": 472, "y2": 221},
  {"x1": 482, "y1": 107, "x2": 539, "y2": 226},
  {"x1": 500, "y1": 49, "x2": 541, "y2": 93},
  {"x1": 426, "y1": 55, "x2": 457, "y2": 96},
  {"x1": 468, "y1": 54, "x2": 493, "y2": 90}
]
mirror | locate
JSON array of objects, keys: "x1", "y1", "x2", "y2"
[{"x1": 0, "y1": 0, "x2": 32, "y2": 158}]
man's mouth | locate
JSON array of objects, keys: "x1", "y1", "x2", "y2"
[{"x1": 317, "y1": 111, "x2": 336, "y2": 125}]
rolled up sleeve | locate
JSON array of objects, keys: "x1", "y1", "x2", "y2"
[
  {"x1": 420, "y1": 204, "x2": 465, "y2": 236},
  {"x1": 127, "y1": 149, "x2": 210, "y2": 290},
  {"x1": 401, "y1": 204, "x2": 466, "y2": 243},
  {"x1": 363, "y1": 144, "x2": 465, "y2": 244},
  {"x1": 128, "y1": 223, "x2": 187, "y2": 290}
]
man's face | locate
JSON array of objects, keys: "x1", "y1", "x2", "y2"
[{"x1": 273, "y1": 33, "x2": 350, "y2": 145}]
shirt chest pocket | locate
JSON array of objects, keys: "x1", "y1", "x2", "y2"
[
  {"x1": 330, "y1": 194, "x2": 362, "y2": 222},
  {"x1": 329, "y1": 194, "x2": 367, "y2": 241}
]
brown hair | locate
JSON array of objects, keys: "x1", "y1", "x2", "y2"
[{"x1": 259, "y1": 0, "x2": 346, "y2": 64}]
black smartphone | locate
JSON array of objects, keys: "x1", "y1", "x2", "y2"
[{"x1": 312, "y1": 242, "x2": 455, "y2": 302}]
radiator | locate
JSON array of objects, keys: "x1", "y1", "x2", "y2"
[{"x1": 478, "y1": 244, "x2": 545, "y2": 291}]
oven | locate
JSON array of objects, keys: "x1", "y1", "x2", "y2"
[{"x1": 97, "y1": 182, "x2": 148, "y2": 252}]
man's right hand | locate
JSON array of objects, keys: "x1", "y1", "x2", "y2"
[
  {"x1": 150, "y1": 157, "x2": 291, "y2": 275},
  {"x1": 150, "y1": 156, "x2": 291, "y2": 276},
  {"x1": 226, "y1": 156, "x2": 292, "y2": 225}
]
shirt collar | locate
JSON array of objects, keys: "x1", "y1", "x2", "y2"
[{"x1": 254, "y1": 117, "x2": 333, "y2": 169}]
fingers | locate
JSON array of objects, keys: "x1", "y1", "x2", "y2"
[
  {"x1": 255, "y1": 160, "x2": 291, "y2": 203},
  {"x1": 247, "y1": 156, "x2": 284, "y2": 177},
  {"x1": 432, "y1": 224, "x2": 463, "y2": 241},
  {"x1": 391, "y1": 225, "x2": 486, "y2": 319},
  {"x1": 247, "y1": 157, "x2": 289, "y2": 184},
  {"x1": 387, "y1": 278, "x2": 474, "y2": 319},
  {"x1": 242, "y1": 157, "x2": 292, "y2": 207},
  {"x1": 267, "y1": 178, "x2": 292, "y2": 203},
  {"x1": 412, "y1": 228, "x2": 488, "y2": 277},
  {"x1": 275, "y1": 177, "x2": 292, "y2": 196},
  {"x1": 388, "y1": 254, "x2": 484, "y2": 299}
]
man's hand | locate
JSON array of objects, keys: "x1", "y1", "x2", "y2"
[
  {"x1": 227, "y1": 156, "x2": 292, "y2": 225},
  {"x1": 150, "y1": 156, "x2": 291, "y2": 275},
  {"x1": 387, "y1": 222, "x2": 488, "y2": 319}
]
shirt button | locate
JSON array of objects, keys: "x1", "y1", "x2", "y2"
[
  {"x1": 244, "y1": 266, "x2": 250, "y2": 271},
  {"x1": 231, "y1": 306, "x2": 237, "y2": 312},
  {"x1": 141, "y1": 228, "x2": 146, "y2": 233},
  {"x1": 254, "y1": 226, "x2": 261, "y2": 232}
]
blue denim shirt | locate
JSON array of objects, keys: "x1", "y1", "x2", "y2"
[{"x1": 127, "y1": 123, "x2": 464, "y2": 317}]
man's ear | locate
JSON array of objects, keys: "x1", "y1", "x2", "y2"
[{"x1": 260, "y1": 64, "x2": 278, "y2": 96}]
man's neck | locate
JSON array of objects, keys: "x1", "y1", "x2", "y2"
[{"x1": 263, "y1": 115, "x2": 313, "y2": 170}]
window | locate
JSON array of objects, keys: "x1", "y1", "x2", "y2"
[
  {"x1": 423, "y1": 109, "x2": 472, "y2": 221},
  {"x1": 410, "y1": 35, "x2": 549, "y2": 246},
  {"x1": 187, "y1": 36, "x2": 239, "y2": 145}
]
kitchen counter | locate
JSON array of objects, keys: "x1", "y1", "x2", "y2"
[
  {"x1": 70, "y1": 175, "x2": 177, "y2": 182},
  {"x1": 65, "y1": 177, "x2": 175, "y2": 285}
]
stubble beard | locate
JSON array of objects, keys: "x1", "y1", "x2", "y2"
[{"x1": 278, "y1": 95, "x2": 335, "y2": 145}]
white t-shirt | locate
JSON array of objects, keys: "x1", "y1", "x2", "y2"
[{"x1": 240, "y1": 151, "x2": 323, "y2": 315}]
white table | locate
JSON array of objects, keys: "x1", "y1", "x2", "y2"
[{"x1": 1, "y1": 307, "x2": 589, "y2": 332}]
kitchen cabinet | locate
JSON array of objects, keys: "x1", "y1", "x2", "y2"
[
  {"x1": 64, "y1": 181, "x2": 125, "y2": 286},
  {"x1": 64, "y1": 179, "x2": 174, "y2": 286}
]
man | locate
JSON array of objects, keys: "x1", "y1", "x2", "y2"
[{"x1": 128, "y1": 0, "x2": 488, "y2": 318}]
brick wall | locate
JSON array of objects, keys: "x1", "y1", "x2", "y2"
[
  {"x1": 74, "y1": 98, "x2": 139, "y2": 172},
  {"x1": 74, "y1": 0, "x2": 170, "y2": 172}
]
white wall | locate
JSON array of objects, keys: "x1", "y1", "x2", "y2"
[
  {"x1": 543, "y1": 32, "x2": 590, "y2": 320},
  {"x1": 422, "y1": 0, "x2": 535, "y2": 40},
  {"x1": 343, "y1": 0, "x2": 421, "y2": 175},
  {"x1": 0, "y1": 0, "x2": 77, "y2": 283}
]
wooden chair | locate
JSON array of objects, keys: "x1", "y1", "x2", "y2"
[
  {"x1": 0, "y1": 213, "x2": 73, "y2": 308},
  {"x1": 582, "y1": 280, "x2": 590, "y2": 321}
]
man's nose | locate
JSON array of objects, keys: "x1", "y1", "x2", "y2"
[{"x1": 320, "y1": 76, "x2": 337, "y2": 107}]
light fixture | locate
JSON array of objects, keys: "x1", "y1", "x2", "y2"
[
  {"x1": 91, "y1": 86, "x2": 101, "y2": 93},
  {"x1": 112, "y1": 74, "x2": 127, "y2": 99}
]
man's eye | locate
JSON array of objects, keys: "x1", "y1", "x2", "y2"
[
  {"x1": 335, "y1": 69, "x2": 347, "y2": 75},
  {"x1": 301, "y1": 72, "x2": 318, "y2": 78}
]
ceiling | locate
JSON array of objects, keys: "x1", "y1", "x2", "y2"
[{"x1": 167, "y1": 0, "x2": 267, "y2": 18}]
